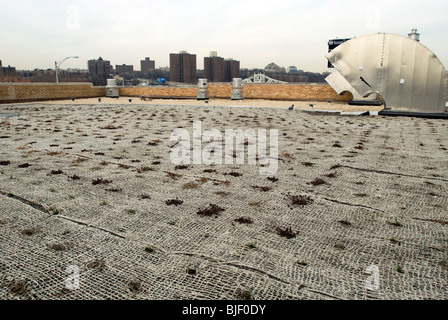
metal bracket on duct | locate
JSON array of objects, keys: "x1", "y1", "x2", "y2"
[{"x1": 326, "y1": 33, "x2": 448, "y2": 116}]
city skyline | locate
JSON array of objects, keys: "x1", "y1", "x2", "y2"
[{"x1": 1, "y1": 0, "x2": 447, "y2": 73}]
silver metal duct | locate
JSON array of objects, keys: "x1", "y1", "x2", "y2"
[
  {"x1": 325, "y1": 70, "x2": 364, "y2": 100},
  {"x1": 326, "y1": 33, "x2": 448, "y2": 114}
]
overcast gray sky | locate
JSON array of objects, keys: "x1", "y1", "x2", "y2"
[{"x1": 1, "y1": 0, "x2": 447, "y2": 73}]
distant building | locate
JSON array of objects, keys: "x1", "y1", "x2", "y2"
[
  {"x1": 169, "y1": 51, "x2": 197, "y2": 84},
  {"x1": 265, "y1": 62, "x2": 286, "y2": 73},
  {"x1": 0, "y1": 60, "x2": 16, "y2": 76},
  {"x1": 287, "y1": 66, "x2": 298, "y2": 73},
  {"x1": 225, "y1": 59, "x2": 240, "y2": 82},
  {"x1": 115, "y1": 64, "x2": 134, "y2": 74},
  {"x1": 261, "y1": 62, "x2": 309, "y2": 83},
  {"x1": 271, "y1": 74, "x2": 309, "y2": 83},
  {"x1": 204, "y1": 52, "x2": 240, "y2": 82},
  {"x1": 31, "y1": 69, "x2": 56, "y2": 82},
  {"x1": 204, "y1": 53, "x2": 225, "y2": 82},
  {"x1": 0, "y1": 60, "x2": 17, "y2": 81},
  {"x1": 87, "y1": 57, "x2": 112, "y2": 75},
  {"x1": 0, "y1": 60, "x2": 29, "y2": 82},
  {"x1": 140, "y1": 57, "x2": 155, "y2": 73}
]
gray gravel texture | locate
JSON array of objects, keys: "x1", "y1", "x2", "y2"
[{"x1": 0, "y1": 103, "x2": 447, "y2": 300}]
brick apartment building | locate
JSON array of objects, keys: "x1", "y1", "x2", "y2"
[
  {"x1": 204, "y1": 52, "x2": 240, "y2": 82},
  {"x1": 87, "y1": 57, "x2": 112, "y2": 75},
  {"x1": 115, "y1": 64, "x2": 134, "y2": 74},
  {"x1": 225, "y1": 59, "x2": 240, "y2": 82},
  {"x1": 141, "y1": 57, "x2": 155, "y2": 73},
  {"x1": 169, "y1": 51, "x2": 197, "y2": 84},
  {"x1": 0, "y1": 60, "x2": 17, "y2": 82},
  {"x1": 0, "y1": 60, "x2": 31, "y2": 82},
  {"x1": 0, "y1": 60, "x2": 16, "y2": 76},
  {"x1": 204, "y1": 52, "x2": 224, "y2": 82},
  {"x1": 87, "y1": 57, "x2": 112, "y2": 86}
]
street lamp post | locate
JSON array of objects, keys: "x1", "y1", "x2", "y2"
[{"x1": 55, "y1": 56, "x2": 79, "y2": 83}]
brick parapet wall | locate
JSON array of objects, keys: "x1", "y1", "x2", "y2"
[
  {"x1": 121, "y1": 83, "x2": 353, "y2": 102},
  {"x1": 119, "y1": 86, "x2": 198, "y2": 99},
  {"x1": 0, "y1": 82, "x2": 352, "y2": 104},
  {"x1": 0, "y1": 83, "x2": 106, "y2": 103}
]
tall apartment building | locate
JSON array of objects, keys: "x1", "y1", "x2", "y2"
[
  {"x1": 87, "y1": 57, "x2": 111, "y2": 75},
  {"x1": 141, "y1": 57, "x2": 155, "y2": 73},
  {"x1": 169, "y1": 51, "x2": 197, "y2": 84},
  {"x1": 204, "y1": 52, "x2": 240, "y2": 82},
  {"x1": 225, "y1": 59, "x2": 240, "y2": 82},
  {"x1": 204, "y1": 54, "x2": 225, "y2": 82},
  {"x1": 115, "y1": 64, "x2": 134, "y2": 74}
]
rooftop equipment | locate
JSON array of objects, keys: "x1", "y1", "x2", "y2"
[
  {"x1": 408, "y1": 29, "x2": 420, "y2": 42},
  {"x1": 197, "y1": 79, "x2": 209, "y2": 100},
  {"x1": 326, "y1": 30, "x2": 448, "y2": 117},
  {"x1": 106, "y1": 79, "x2": 119, "y2": 98},
  {"x1": 231, "y1": 78, "x2": 244, "y2": 100}
]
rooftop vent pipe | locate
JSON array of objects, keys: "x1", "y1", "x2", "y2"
[{"x1": 408, "y1": 29, "x2": 420, "y2": 42}]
